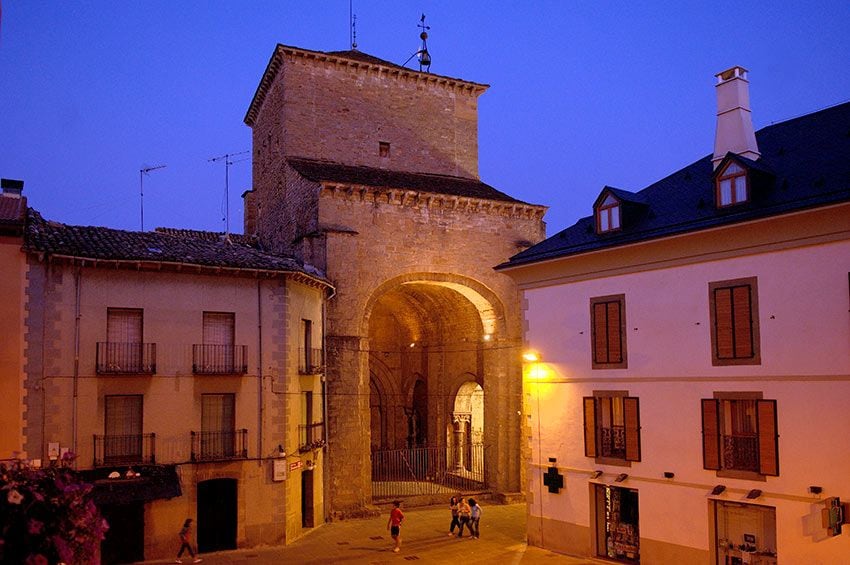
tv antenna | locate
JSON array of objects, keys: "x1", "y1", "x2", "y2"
[
  {"x1": 402, "y1": 14, "x2": 431, "y2": 72},
  {"x1": 208, "y1": 150, "x2": 249, "y2": 234},
  {"x1": 139, "y1": 164, "x2": 166, "y2": 231},
  {"x1": 350, "y1": 1, "x2": 357, "y2": 49}
]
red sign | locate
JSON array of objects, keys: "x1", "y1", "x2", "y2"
[{"x1": 289, "y1": 461, "x2": 303, "y2": 471}]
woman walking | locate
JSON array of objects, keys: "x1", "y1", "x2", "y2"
[
  {"x1": 456, "y1": 498, "x2": 472, "y2": 537},
  {"x1": 469, "y1": 498, "x2": 483, "y2": 539},
  {"x1": 447, "y1": 495, "x2": 460, "y2": 536},
  {"x1": 175, "y1": 518, "x2": 202, "y2": 563}
]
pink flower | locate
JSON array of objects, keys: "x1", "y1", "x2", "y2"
[{"x1": 6, "y1": 488, "x2": 23, "y2": 505}]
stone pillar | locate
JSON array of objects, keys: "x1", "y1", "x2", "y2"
[
  {"x1": 325, "y1": 334, "x2": 377, "y2": 518},
  {"x1": 452, "y1": 412, "x2": 470, "y2": 470}
]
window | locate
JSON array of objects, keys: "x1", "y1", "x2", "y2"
[
  {"x1": 596, "y1": 194, "x2": 621, "y2": 233},
  {"x1": 299, "y1": 319, "x2": 322, "y2": 374},
  {"x1": 583, "y1": 392, "x2": 640, "y2": 464},
  {"x1": 379, "y1": 141, "x2": 390, "y2": 158},
  {"x1": 104, "y1": 308, "x2": 144, "y2": 372},
  {"x1": 709, "y1": 277, "x2": 760, "y2": 365},
  {"x1": 702, "y1": 393, "x2": 778, "y2": 477},
  {"x1": 716, "y1": 161, "x2": 748, "y2": 207},
  {"x1": 194, "y1": 312, "x2": 246, "y2": 374},
  {"x1": 104, "y1": 395, "x2": 143, "y2": 464},
  {"x1": 201, "y1": 394, "x2": 236, "y2": 459},
  {"x1": 590, "y1": 294, "x2": 627, "y2": 369}
]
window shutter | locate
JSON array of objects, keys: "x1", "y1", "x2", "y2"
[
  {"x1": 592, "y1": 304, "x2": 608, "y2": 364},
  {"x1": 107, "y1": 308, "x2": 142, "y2": 344},
  {"x1": 607, "y1": 303, "x2": 622, "y2": 363},
  {"x1": 714, "y1": 289, "x2": 734, "y2": 359},
  {"x1": 756, "y1": 399, "x2": 779, "y2": 476},
  {"x1": 623, "y1": 397, "x2": 641, "y2": 461},
  {"x1": 203, "y1": 312, "x2": 234, "y2": 346},
  {"x1": 701, "y1": 399, "x2": 721, "y2": 470},
  {"x1": 583, "y1": 397, "x2": 597, "y2": 458},
  {"x1": 732, "y1": 286, "x2": 753, "y2": 358}
]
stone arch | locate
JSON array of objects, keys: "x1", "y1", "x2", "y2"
[
  {"x1": 450, "y1": 378, "x2": 484, "y2": 475},
  {"x1": 369, "y1": 353, "x2": 403, "y2": 450}
]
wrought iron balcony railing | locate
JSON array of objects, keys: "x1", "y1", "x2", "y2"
[
  {"x1": 96, "y1": 342, "x2": 156, "y2": 374},
  {"x1": 599, "y1": 425, "x2": 626, "y2": 458},
  {"x1": 93, "y1": 433, "x2": 156, "y2": 467},
  {"x1": 192, "y1": 344, "x2": 248, "y2": 375},
  {"x1": 298, "y1": 422, "x2": 326, "y2": 452},
  {"x1": 298, "y1": 347, "x2": 325, "y2": 374},
  {"x1": 190, "y1": 429, "x2": 248, "y2": 462},
  {"x1": 722, "y1": 433, "x2": 759, "y2": 472}
]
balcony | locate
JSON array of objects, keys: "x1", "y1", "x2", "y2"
[
  {"x1": 298, "y1": 347, "x2": 325, "y2": 374},
  {"x1": 722, "y1": 434, "x2": 759, "y2": 472},
  {"x1": 192, "y1": 344, "x2": 248, "y2": 375},
  {"x1": 298, "y1": 422, "x2": 326, "y2": 452},
  {"x1": 93, "y1": 433, "x2": 156, "y2": 467},
  {"x1": 599, "y1": 425, "x2": 626, "y2": 458},
  {"x1": 191, "y1": 429, "x2": 248, "y2": 462},
  {"x1": 96, "y1": 342, "x2": 156, "y2": 374}
]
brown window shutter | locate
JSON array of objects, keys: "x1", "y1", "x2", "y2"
[
  {"x1": 756, "y1": 399, "x2": 779, "y2": 476},
  {"x1": 607, "y1": 303, "x2": 622, "y2": 363},
  {"x1": 714, "y1": 289, "x2": 734, "y2": 359},
  {"x1": 623, "y1": 396, "x2": 641, "y2": 462},
  {"x1": 583, "y1": 397, "x2": 597, "y2": 458},
  {"x1": 732, "y1": 286, "x2": 753, "y2": 358},
  {"x1": 592, "y1": 304, "x2": 608, "y2": 363},
  {"x1": 701, "y1": 399, "x2": 721, "y2": 470}
]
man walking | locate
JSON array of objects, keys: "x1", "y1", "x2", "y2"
[{"x1": 387, "y1": 500, "x2": 405, "y2": 553}]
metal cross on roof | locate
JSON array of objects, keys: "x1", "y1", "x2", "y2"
[{"x1": 543, "y1": 465, "x2": 564, "y2": 494}]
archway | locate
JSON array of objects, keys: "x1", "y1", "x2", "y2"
[{"x1": 363, "y1": 274, "x2": 504, "y2": 500}]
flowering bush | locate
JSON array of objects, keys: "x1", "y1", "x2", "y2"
[{"x1": 0, "y1": 455, "x2": 108, "y2": 564}]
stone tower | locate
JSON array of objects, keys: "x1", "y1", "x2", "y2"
[{"x1": 244, "y1": 44, "x2": 546, "y2": 515}]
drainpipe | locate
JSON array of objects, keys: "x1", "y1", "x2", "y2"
[
  {"x1": 72, "y1": 267, "x2": 82, "y2": 462},
  {"x1": 321, "y1": 293, "x2": 330, "y2": 522},
  {"x1": 257, "y1": 280, "x2": 264, "y2": 465}
]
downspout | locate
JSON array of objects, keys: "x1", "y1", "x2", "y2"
[
  {"x1": 72, "y1": 267, "x2": 82, "y2": 461},
  {"x1": 257, "y1": 280, "x2": 264, "y2": 466}
]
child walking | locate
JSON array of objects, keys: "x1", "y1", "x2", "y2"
[
  {"x1": 387, "y1": 500, "x2": 405, "y2": 553},
  {"x1": 175, "y1": 518, "x2": 202, "y2": 563}
]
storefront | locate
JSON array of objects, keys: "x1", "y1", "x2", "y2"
[
  {"x1": 594, "y1": 483, "x2": 640, "y2": 562},
  {"x1": 713, "y1": 501, "x2": 777, "y2": 565}
]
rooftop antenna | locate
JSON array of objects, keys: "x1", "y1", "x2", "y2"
[
  {"x1": 402, "y1": 14, "x2": 431, "y2": 72},
  {"x1": 139, "y1": 164, "x2": 166, "y2": 231},
  {"x1": 208, "y1": 150, "x2": 249, "y2": 234},
  {"x1": 350, "y1": 0, "x2": 357, "y2": 49}
]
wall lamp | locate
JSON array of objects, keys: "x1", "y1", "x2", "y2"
[
  {"x1": 590, "y1": 470, "x2": 603, "y2": 479},
  {"x1": 809, "y1": 486, "x2": 823, "y2": 495},
  {"x1": 746, "y1": 489, "x2": 763, "y2": 499},
  {"x1": 711, "y1": 485, "x2": 726, "y2": 495},
  {"x1": 663, "y1": 471, "x2": 675, "y2": 479},
  {"x1": 614, "y1": 473, "x2": 629, "y2": 483},
  {"x1": 522, "y1": 351, "x2": 541, "y2": 363}
]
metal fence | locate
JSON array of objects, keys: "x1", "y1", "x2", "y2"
[{"x1": 371, "y1": 444, "x2": 486, "y2": 500}]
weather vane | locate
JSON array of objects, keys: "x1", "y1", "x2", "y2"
[{"x1": 402, "y1": 13, "x2": 431, "y2": 72}]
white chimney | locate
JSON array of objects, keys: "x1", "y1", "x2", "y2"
[{"x1": 712, "y1": 66, "x2": 760, "y2": 169}]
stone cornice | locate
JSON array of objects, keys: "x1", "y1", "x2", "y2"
[
  {"x1": 320, "y1": 182, "x2": 547, "y2": 221},
  {"x1": 245, "y1": 44, "x2": 489, "y2": 127}
]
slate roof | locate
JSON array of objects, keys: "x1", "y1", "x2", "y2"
[
  {"x1": 288, "y1": 157, "x2": 530, "y2": 205},
  {"x1": 499, "y1": 101, "x2": 850, "y2": 269},
  {"x1": 23, "y1": 210, "x2": 330, "y2": 283}
]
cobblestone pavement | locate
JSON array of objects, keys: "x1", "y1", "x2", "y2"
[{"x1": 154, "y1": 503, "x2": 602, "y2": 564}]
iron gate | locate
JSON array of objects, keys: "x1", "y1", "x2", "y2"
[{"x1": 371, "y1": 444, "x2": 485, "y2": 500}]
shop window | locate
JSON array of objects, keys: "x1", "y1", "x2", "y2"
[
  {"x1": 594, "y1": 484, "x2": 639, "y2": 563},
  {"x1": 713, "y1": 501, "x2": 777, "y2": 563},
  {"x1": 590, "y1": 294, "x2": 627, "y2": 369},
  {"x1": 702, "y1": 393, "x2": 779, "y2": 478},
  {"x1": 709, "y1": 277, "x2": 760, "y2": 366}
]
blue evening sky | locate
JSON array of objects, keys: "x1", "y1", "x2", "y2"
[{"x1": 1, "y1": 1, "x2": 848, "y2": 236}]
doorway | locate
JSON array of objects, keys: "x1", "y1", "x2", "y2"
[
  {"x1": 301, "y1": 470, "x2": 315, "y2": 528},
  {"x1": 713, "y1": 501, "x2": 776, "y2": 564},
  {"x1": 100, "y1": 502, "x2": 144, "y2": 564},
  {"x1": 197, "y1": 479, "x2": 237, "y2": 553},
  {"x1": 594, "y1": 483, "x2": 640, "y2": 562}
]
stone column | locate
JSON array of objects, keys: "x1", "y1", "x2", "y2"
[{"x1": 452, "y1": 412, "x2": 470, "y2": 471}]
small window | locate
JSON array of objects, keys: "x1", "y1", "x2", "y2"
[
  {"x1": 702, "y1": 393, "x2": 778, "y2": 477},
  {"x1": 583, "y1": 391, "x2": 641, "y2": 464},
  {"x1": 379, "y1": 141, "x2": 390, "y2": 158},
  {"x1": 596, "y1": 194, "x2": 621, "y2": 233},
  {"x1": 716, "y1": 161, "x2": 748, "y2": 207},
  {"x1": 590, "y1": 294, "x2": 627, "y2": 369},
  {"x1": 709, "y1": 277, "x2": 760, "y2": 365}
]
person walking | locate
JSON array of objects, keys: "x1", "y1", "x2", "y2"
[
  {"x1": 469, "y1": 498, "x2": 483, "y2": 539},
  {"x1": 456, "y1": 497, "x2": 472, "y2": 538},
  {"x1": 175, "y1": 518, "x2": 202, "y2": 563},
  {"x1": 387, "y1": 500, "x2": 405, "y2": 553},
  {"x1": 447, "y1": 495, "x2": 460, "y2": 536}
]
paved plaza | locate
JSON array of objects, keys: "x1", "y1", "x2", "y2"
[{"x1": 154, "y1": 502, "x2": 600, "y2": 564}]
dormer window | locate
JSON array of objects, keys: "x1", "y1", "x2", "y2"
[
  {"x1": 596, "y1": 194, "x2": 621, "y2": 233},
  {"x1": 716, "y1": 161, "x2": 748, "y2": 207}
]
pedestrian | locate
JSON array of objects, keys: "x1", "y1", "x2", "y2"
[
  {"x1": 175, "y1": 518, "x2": 202, "y2": 563},
  {"x1": 456, "y1": 497, "x2": 472, "y2": 537},
  {"x1": 387, "y1": 500, "x2": 404, "y2": 553},
  {"x1": 469, "y1": 498, "x2": 483, "y2": 539},
  {"x1": 447, "y1": 495, "x2": 460, "y2": 536}
]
